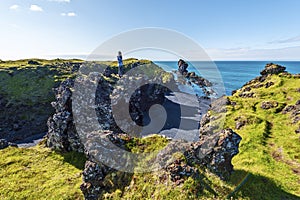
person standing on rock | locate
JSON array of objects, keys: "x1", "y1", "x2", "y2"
[{"x1": 117, "y1": 51, "x2": 124, "y2": 77}]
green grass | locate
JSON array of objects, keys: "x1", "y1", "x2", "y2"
[
  {"x1": 0, "y1": 58, "x2": 83, "y2": 69},
  {"x1": 0, "y1": 145, "x2": 86, "y2": 200},
  {"x1": 0, "y1": 59, "x2": 83, "y2": 106},
  {"x1": 0, "y1": 71, "x2": 55, "y2": 105},
  {"x1": 225, "y1": 73, "x2": 300, "y2": 199}
]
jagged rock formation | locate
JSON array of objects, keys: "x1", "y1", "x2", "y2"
[
  {"x1": 260, "y1": 63, "x2": 286, "y2": 76},
  {"x1": 232, "y1": 63, "x2": 288, "y2": 97},
  {"x1": 261, "y1": 101, "x2": 279, "y2": 110},
  {"x1": 46, "y1": 79, "x2": 84, "y2": 152},
  {"x1": 80, "y1": 161, "x2": 111, "y2": 200},
  {"x1": 282, "y1": 97, "x2": 300, "y2": 133},
  {"x1": 176, "y1": 71, "x2": 214, "y2": 96}
]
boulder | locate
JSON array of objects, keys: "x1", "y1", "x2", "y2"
[
  {"x1": 265, "y1": 82, "x2": 274, "y2": 88},
  {"x1": 261, "y1": 101, "x2": 278, "y2": 110},
  {"x1": 238, "y1": 92, "x2": 255, "y2": 98}
]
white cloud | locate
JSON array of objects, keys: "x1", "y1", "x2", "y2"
[
  {"x1": 48, "y1": 0, "x2": 70, "y2": 2},
  {"x1": 30, "y1": 5, "x2": 43, "y2": 12},
  {"x1": 61, "y1": 12, "x2": 76, "y2": 17},
  {"x1": 9, "y1": 5, "x2": 19, "y2": 11},
  {"x1": 67, "y1": 12, "x2": 76, "y2": 16},
  {"x1": 269, "y1": 35, "x2": 300, "y2": 44}
]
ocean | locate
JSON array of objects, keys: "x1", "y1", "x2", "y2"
[{"x1": 154, "y1": 61, "x2": 300, "y2": 96}]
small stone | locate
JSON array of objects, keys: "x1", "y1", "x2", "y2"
[{"x1": 261, "y1": 101, "x2": 278, "y2": 109}]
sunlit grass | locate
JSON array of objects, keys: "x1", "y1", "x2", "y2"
[{"x1": 0, "y1": 145, "x2": 86, "y2": 200}]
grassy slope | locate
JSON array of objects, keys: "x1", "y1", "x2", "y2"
[
  {"x1": 0, "y1": 145, "x2": 86, "y2": 200},
  {"x1": 226, "y1": 73, "x2": 300, "y2": 199}
]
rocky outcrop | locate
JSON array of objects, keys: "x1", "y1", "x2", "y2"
[
  {"x1": 80, "y1": 127, "x2": 241, "y2": 199},
  {"x1": 80, "y1": 161, "x2": 111, "y2": 200},
  {"x1": 260, "y1": 63, "x2": 286, "y2": 76},
  {"x1": 80, "y1": 132, "x2": 132, "y2": 200},
  {"x1": 234, "y1": 63, "x2": 287, "y2": 98},
  {"x1": 197, "y1": 105, "x2": 241, "y2": 179},
  {"x1": 196, "y1": 128, "x2": 241, "y2": 179},
  {"x1": 195, "y1": 96, "x2": 242, "y2": 179},
  {"x1": 185, "y1": 71, "x2": 212, "y2": 87},
  {"x1": 46, "y1": 79, "x2": 84, "y2": 152},
  {"x1": 261, "y1": 101, "x2": 278, "y2": 110},
  {"x1": 46, "y1": 62, "x2": 176, "y2": 151},
  {"x1": 45, "y1": 60, "x2": 242, "y2": 199},
  {"x1": 177, "y1": 71, "x2": 214, "y2": 96},
  {"x1": 156, "y1": 127, "x2": 241, "y2": 182},
  {"x1": 282, "y1": 100, "x2": 300, "y2": 131}
]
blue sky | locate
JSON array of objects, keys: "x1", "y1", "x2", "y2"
[{"x1": 1, "y1": 0, "x2": 300, "y2": 60}]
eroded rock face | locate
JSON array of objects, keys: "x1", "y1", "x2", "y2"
[
  {"x1": 177, "y1": 71, "x2": 214, "y2": 96},
  {"x1": 159, "y1": 128, "x2": 241, "y2": 182},
  {"x1": 80, "y1": 161, "x2": 111, "y2": 200},
  {"x1": 46, "y1": 66, "x2": 174, "y2": 152},
  {"x1": 282, "y1": 100, "x2": 300, "y2": 129},
  {"x1": 196, "y1": 96, "x2": 242, "y2": 180},
  {"x1": 197, "y1": 128, "x2": 241, "y2": 180},
  {"x1": 111, "y1": 75, "x2": 169, "y2": 135},
  {"x1": 46, "y1": 79, "x2": 84, "y2": 152}
]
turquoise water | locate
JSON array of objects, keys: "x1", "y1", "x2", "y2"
[{"x1": 155, "y1": 61, "x2": 300, "y2": 96}]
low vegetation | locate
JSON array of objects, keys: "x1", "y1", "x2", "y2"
[{"x1": 0, "y1": 145, "x2": 86, "y2": 200}]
